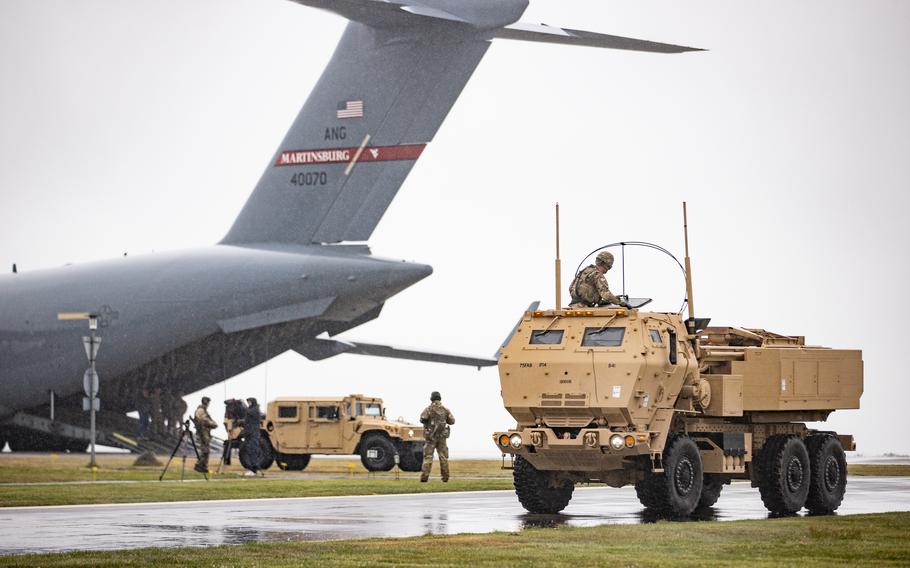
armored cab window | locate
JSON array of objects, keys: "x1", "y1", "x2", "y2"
[
  {"x1": 316, "y1": 406, "x2": 340, "y2": 420},
  {"x1": 650, "y1": 330, "x2": 663, "y2": 344},
  {"x1": 277, "y1": 405, "x2": 298, "y2": 419},
  {"x1": 582, "y1": 327, "x2": 625, "y2": 347},
  {"x1": 530, "y1": 330, "x2": 564, "y2": 345}
]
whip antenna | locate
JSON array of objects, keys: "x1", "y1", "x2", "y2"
[
  {"x1": 555, "y1": 203, "x2": 561, "y2": 310},
  {"x1": 683, "y1": 202, "x2": 695, "y2": 322}
]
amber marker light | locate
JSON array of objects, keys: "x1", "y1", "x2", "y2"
[
  {"x1": 498, "y1": 434, "x2": 511, "y2": 447},
  {"x1": 624, "y1": 435, "x2": 636, "y2": 448}
]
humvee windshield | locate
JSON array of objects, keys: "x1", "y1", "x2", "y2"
[{"x1": 360, "y1": 403, "x2": 382, "y2": 417}]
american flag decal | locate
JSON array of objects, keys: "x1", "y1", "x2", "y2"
[{"x1": 337, "y1": 100, "x2": 364, "y2": 119}]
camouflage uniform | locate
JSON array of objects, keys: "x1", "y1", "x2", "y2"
[
  {"x1": 193, "y1": 400, "x2": 218, "y2": 472},
  {"x1": 419, "y1": 399, "x2": 455, "y2": 482}
]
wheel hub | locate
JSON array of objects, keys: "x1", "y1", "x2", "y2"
[
  {"x1": 823, "y1": 455, "x2": 840, "y2": 492},
  {"x1": 786, "y1": 456, "x2": 804, "y2": 492},
  {"x1": 674, "y1": 457, "x2": 695, "y2": 496}
]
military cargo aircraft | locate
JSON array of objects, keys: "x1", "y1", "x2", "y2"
[{"x1": 0, "y1": 0, "x2": 700, "y2": 451}]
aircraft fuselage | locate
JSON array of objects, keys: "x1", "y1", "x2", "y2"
[{"x1": 0, "y1": 245, "x2": 430, "y2": 418}]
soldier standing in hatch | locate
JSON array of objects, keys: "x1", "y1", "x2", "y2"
[
  {"x1": 193, "y1": 396, "x2": 218, "y2": 473},
  {"x1": 419, "y1": 391, "x2": 455, "y2": 483},
  {"x1": 569, "y1": 250, "x2": 631, "y2": 309}
]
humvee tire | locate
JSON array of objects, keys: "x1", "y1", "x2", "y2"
[
  {"x1": 0, "y1": 434, "x2": 6, "y2": 452},
  {"x1": 398, "y1": 443, "x2": 423, "y2": 472},
  {"x1": 805, "y1": 435, "x2": 847, "y2": 514},
  {"x1": 513, "y1": 456, "x2": 575, "y2": 514},
  {"x1": 360, "y1": 434, "x2": 396, "y2": 471},
  {"x1": 239, "y1": 436, "x2": 274, "y2": 471},
  {"x1": 758, "y1": 435, "x2": 810, "y2": 514},
  {"x1": 698, "y1": 474, "x2": 726, "y2": 509},
  {"x1": 635, "y1": 435, "x2": 703, "y2": 516},
  {"x1": 276, "y1": 453, "x2": 311, "y2": 471}
]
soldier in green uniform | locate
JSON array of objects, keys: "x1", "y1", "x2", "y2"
[
  {"x1": 419, "y1": 391, "x2": 455, "y2": 482},
  {"x1": 193, "y1": 396, "x2": 218, "y2": 473},
  {"x1": 569, "y1": 251, "x2": 631, "y2": 308}
]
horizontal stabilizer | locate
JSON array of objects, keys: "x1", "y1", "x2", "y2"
[
  {"x1": 295, "y1": 338, "x2": 496, "y2": 368},
  {"x1": 495, "y1": 22, "x2": 704, "y2": 53}
]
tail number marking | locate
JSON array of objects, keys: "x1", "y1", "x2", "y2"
[{"x1": 291, "y1": 172, "x2": 328, "y2": 187}]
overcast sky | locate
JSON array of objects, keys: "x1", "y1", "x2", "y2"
[{"x1": 1, "y1": 0, "x2": 908, "y2": 456}]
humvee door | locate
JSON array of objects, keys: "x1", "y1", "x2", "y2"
[{"x1": 309, "y1": 403, "x2": 343, "y2": 448}]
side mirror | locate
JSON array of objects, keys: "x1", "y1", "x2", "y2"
[{"x1": 667, "y1": 328, "x2": 678, "y2": 365}]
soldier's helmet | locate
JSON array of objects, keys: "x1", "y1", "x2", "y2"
[
  {"x1": 595, "y1": 251, "x2": 614, "y2": 268},
  {"x1": 430, "y1": 391, "x2": 442, "y2": 402},
  {"x1": 201, "y1": 396, "x2": 211, "y2": 405},
  {"x1": 247, "y1": 397, "x2": 258, "y2": 406}
]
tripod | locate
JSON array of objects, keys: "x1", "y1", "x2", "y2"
[
  {"x1": 216, "y1": 437, "x2": 234, "y2": 475},
  {"x1": 159, "y1": 420, "x2": 209, "y2": 482}
]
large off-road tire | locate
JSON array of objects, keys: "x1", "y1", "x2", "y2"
[
  {"x1": 698, "y1": 473, "x2": 727, "y2": 509},
  {"x1": 757, "y1": 435, "x2": 810, "y2": 514},
  {"x1": 360, "y1": 434, "x2": 396, "y2": 471},
  {"x1": 239, "y1": 435, "x2": 274, "y2": 471},
  {"x1": 398, "y1": 442, "x2": 424, "y2": 472},
  {"x1": 276, "y1": 453, "x2": 311, "y2": 471},
  {"x1": 805, "y1": 435, "x2": 847, "y2": 514},
  {"x1": 635, "y1": 435, "x2": 704, "y2": 516},
  {"x1": 513, "y1": 456, "x2": 575, "y2": 514}
]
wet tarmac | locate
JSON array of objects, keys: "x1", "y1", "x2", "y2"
[{"x1": 1, "y1": 476, "x2": 908, "y2": 556}]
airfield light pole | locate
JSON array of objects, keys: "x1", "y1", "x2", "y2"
[
  {"x1": 60, "y1": 311, "x2": 102, "y2": 469},
  {"x1": 84, "y1": 316, "x2": 101, "y2": 469}
]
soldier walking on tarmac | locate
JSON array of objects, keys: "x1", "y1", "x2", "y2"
[
  {"x1": 193, "y1": 397, "x2": 218, "y2": 473},
  {"x1": 419, "y1": 391, "x2": 455, "y2": 482},
  {"x1": 569, "y1": 251, "x2": 631, "y2": 309}
]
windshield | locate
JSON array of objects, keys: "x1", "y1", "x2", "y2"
[
  {"x1": 359, "y1": 403, "x2": 382, "y2": 417},
  {"x1": 582, "y1": 327, "x2": 626, "y2": 347}
]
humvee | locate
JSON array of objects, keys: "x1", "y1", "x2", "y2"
[
  {"x1": 226, "y1": 394, "x2": 425, "y2": 472},
  {"x1": 492, "y1": 205, "x2": 862, "y2": 517}
]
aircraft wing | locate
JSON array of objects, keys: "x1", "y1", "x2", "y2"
[
  {"x1": 495, "y1": 23, "x2": 703, "y2": 53},
  {"x1": 295, "y1": 338, "x2": 497, "y2": 369}
]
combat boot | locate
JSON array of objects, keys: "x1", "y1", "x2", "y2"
[{"x1": 420, "y1": 463, "x2": 431, "y2": 482}]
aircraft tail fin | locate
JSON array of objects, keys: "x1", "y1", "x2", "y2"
[{"x1": 222, "y1": 21, "x2": 490, "y2": 246}]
